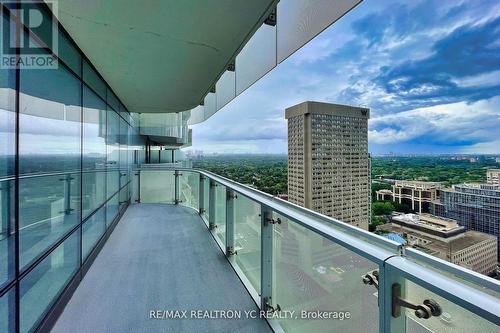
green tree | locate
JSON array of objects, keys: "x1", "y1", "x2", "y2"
[{"x1": 372, "y1": 201, "x2": 394, "y2": 215}]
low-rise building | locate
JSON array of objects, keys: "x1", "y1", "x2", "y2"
[
  {"x1": 487, "y1": 169, "x2": 500, "y2": 185},
  {"x1": 378, "y1": 213, "x2": 498, "y2": 275},
  {"x1": 392, "y1": 180, "x2": 441, "y2": 213}
]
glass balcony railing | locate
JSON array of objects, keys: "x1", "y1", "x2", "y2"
[{"x1": 135, "y1": 167, "x2": 500, "y2": 333}]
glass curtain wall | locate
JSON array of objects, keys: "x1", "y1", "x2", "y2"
[{"x1": 0, "y1": 4, "x2": 145, "y2": 332}]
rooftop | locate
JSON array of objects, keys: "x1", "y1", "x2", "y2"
[
  {"x1": 394, "y1": 180, "x2": 441, "y2": 189},
  {"x1": 392, "y1": 213, "x2": 463, "y2": 233}
]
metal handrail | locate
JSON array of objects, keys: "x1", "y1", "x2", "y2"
[
  {"x1": 0, "y1": 167, "x2": 128, "y2": 182},
  {"x1": 137, "y1": 166, "x2": 500, "y2": 321}
]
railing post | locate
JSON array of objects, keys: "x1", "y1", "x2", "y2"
[
  {"x1": 199, "y1": 174, "x2": 205, "y2": 215},
  {"x1": 208, "y1": 180, "x2": 216, "y2": 230},
  {"x1": 174, "y1": 170, "x2": 180, "y2": 204},
  {"x1": 226, "y1": 189, "x2": 236, "y2": 256},
  {"x1": 136, "y1": 170, "x2": 141, "y2": 203},
  {"x1": 260, "y1": 204, "x2": 274, "y2": 311},
  {"x1": 0, "y1": 179, "x2": 11, "y2": 239},
  {"x1": 61, "y1": 173, "x2": 74, "y2": 214},
  {"x1": 380, "y1": 262, "x2": 406, "y2": 333}
]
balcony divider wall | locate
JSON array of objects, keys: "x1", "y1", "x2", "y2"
[{"x1": 0, "y1": 4, "x2": 146, "y2": 333}]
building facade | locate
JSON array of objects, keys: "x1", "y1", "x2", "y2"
[
  {"x1": 440, "y1": 183, "x2": 500, "y2": 258},
  {"x1": 379, "y1": 213, "x2": 498, "y2": 275},
  {"x1": 487, "y1": 169, "x2": 500, "y2": 185},
  {"x1": 392, "y1": 180, "x2": 441, "y2": 213},
  {"x1": 286, "y1": 102, "x2": 370, "y2": 230}
]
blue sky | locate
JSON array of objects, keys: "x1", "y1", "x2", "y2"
[{"x1": 190, "y1": 0, "x2": 500, "y2": 155}]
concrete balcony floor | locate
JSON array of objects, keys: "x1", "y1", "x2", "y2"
[{"x1": 53, "y1": 204, "x2": 271, "y2": 333}]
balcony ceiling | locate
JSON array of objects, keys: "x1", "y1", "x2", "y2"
[{"x1": 54, "y1": 0, "x2": 274, "y2": 113}]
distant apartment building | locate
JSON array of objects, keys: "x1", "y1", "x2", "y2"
[
  {"x1": 286, "y1": 101, "x2": 370, "y2": 230},
  {"x1": 440, "y1": 183, "x2": 500, "y2": 258},
  {"x1": 379, "y1": 213, "x2": 498, "y2": 275},
  {"x1": 392, "y1": 180, "x2": 441, "y2": 213},
  {"x1": 487, "y1": 169, "x2": 500, "y2": 185}
]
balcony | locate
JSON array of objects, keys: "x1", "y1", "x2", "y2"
[
  {"x1": 1, "y1": 1, "x2": 500, "y2": 332},
  {"x1": 52, "y1": 203, "x2": 272, "y2": 333},
  {"x1": 5, "y1": 168, "x2": 492, "y2": 333}
]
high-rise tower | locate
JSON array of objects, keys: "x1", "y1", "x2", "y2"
[{"x1": 286, "y1": 101, "x2": 370, "y2": 230}]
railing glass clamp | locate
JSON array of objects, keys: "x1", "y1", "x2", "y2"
[{"x1": 392, "y1": 283, "x2": 442, "y2": 319}]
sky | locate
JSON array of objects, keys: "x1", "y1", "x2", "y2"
[{"x1": 189, "y1": 0, "x2": 500, "y2": 155}]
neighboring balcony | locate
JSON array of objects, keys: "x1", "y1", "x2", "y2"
[{"x1": 1, "y1": 168, "x2": 499, "y2": 332}]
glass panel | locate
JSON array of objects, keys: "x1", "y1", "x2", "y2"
[
  {"x1": 236, "y1": 23, "x2": 277, "y2": 94},
  {"x1": 0, "y1": 179, "x2": 14, "y2": 288},
  {"x1": 215, "y1": 184, "x2": 226, "y2": 244},
  {"x1": 0, "y1": 287, "x2": 15, "y2": 333},
  {"x1": 234, "y1": 195, "x2": 261, "y2": 293},
  {"x1": 160, "y1": 150, "x2": 173, "y2": 163},
  {"x1": 119, "y1": 117, "x2": 129, "y2": 187},
  {"x1": 82, "y1": 86, "x2": 107, "y2": 218},
  {"x1": 273, "y1": 213, "x2": 379, "y2": 333},
  {"x1": 19, "y1": 174, "x2": 80, "y2": 269},
  {"x1": 397, "y1": 278, "x2": 499, "y2": 333},
  {"x1": 106, "y1": 109, "x2": 120, "y2": 200},
  {"x1": 186, "y1": 105, "x2": 205, "y2": 125},
  {"x1": 19, "y1": 52, "x2": 81, "y2": 174},
  {"x1": 150, "y1": 150, "x2": 160, "y2": 164},
  {"x1": 276, "y1": 0, "x2": 361, "y2": 63},
  {"x1": 180, "y1": 171, "x2": 199, "y2": 210},
  {"x1": 203, "y1": 93, "x2": 216, "y2": 120},
  {"x1": 20, "y1": 230, "x2": 79, "y2": 333},
  {"x1": 83, "y1": 60, "x2": 106, "y2": 100},
  {"x1": 216, "y1": 70, "x2": 236, "y2": 110},
  {"x1": 58, "y1": 31, "x2": 81, "y2": 76},
  {"x1": 140, "y1": 170, "x2": 175, "y2": 204},
  {"x1": 82, "y1": 206, "x2": 105, "y2": 260},
  {"x1": 0, "y1": 11, "x2": 16, "y2": 287},
  {"x1": 19, "y1": 40, "x2": 81, "y2": 269},
  {"x1": 106, "y1": 193, "x2": 119, "y2": 227},
  {"x1": 106, "y1": 88, "x2": 119, "y2": 112},
  {"x1": 119, "y1": 184, "x2": 129, "y2": 211}
]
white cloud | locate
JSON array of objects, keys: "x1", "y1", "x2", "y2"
[{"x1": 369, "y1": 97, "x2": 500, "y2": 146}]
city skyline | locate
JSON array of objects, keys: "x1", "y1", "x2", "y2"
[{"x1": 191, "y1": 0, "x2": 500, "y2": 155}]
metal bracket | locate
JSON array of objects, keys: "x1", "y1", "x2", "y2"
[
  {"x1": 174, "y1": 199, "x2": 183, "y2": 204},
  {"x1": 264, "y1": 216, "x2": 281, "y2": 225},
  {"x1": 227, "y1": 62, "x2": 235, "y2": 72},
  {"x1": 59, "y1": 177, "x2": 75, "y2": 181},
  {"x1": 199, "y1": 208, "x2": 206, "y2": 214},
  {"x1": 210, "y1": 85, "x2": 216, "y2": 94},
  {"x1": 263, "y1": 297, "x2": 281, "y2": 312},
  {"x1": 362, "y1": 269, "x2": 379, "y2": 291},
  {"x1": 226, "y1": 191, "x2": 238, "y2": 200},
  {"x1": 264, "y1": 8, "x2": 276, "y2": 26},
  {"x1": 392, "y1": 283, "x2": 442, "y2": 319},
  {"x1": 226, "y1": 246, "x2": 237, "y2": 256}
]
